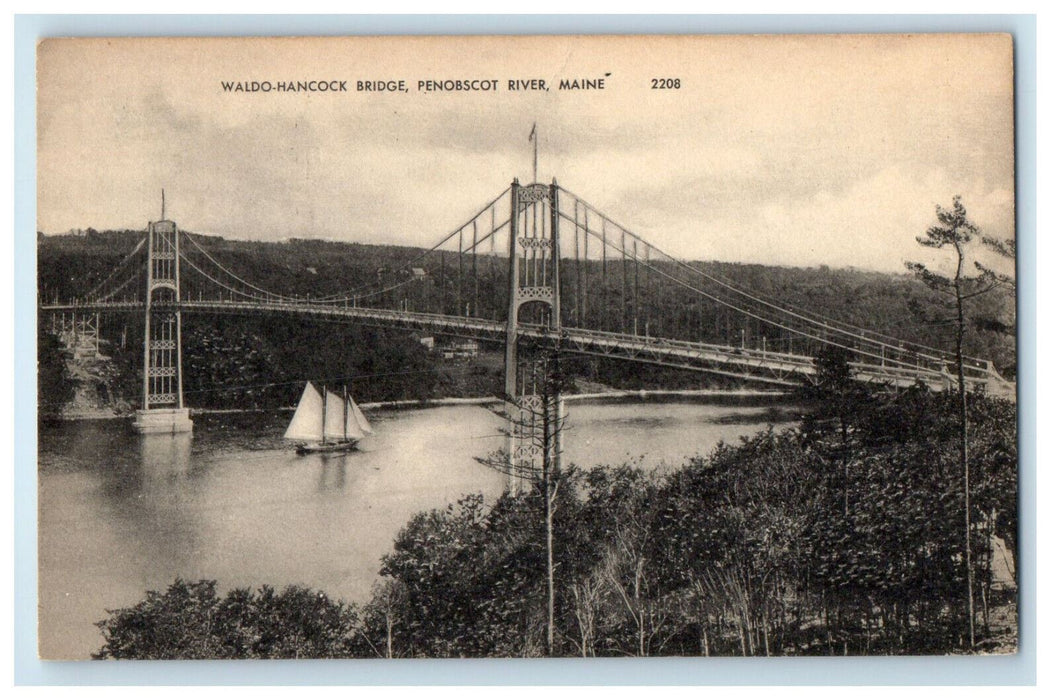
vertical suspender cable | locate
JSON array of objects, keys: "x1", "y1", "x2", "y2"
[
  {"x1": 472, "y1": 220, "x2": 479, "y2": 317},
  {"x1": 585, "y1": 205, "x2": 591, "y2": 326},
  {"x1": 457, "y1": 227, "x2": 464, "y2": 316},
  {"x1": 633, "y1": 239, "x2": 640, "y2": 336},
  {"x1": 601, "y1": 220, "x2": 608, "y2": 331},
  {"x1": 573, "y1": 200, "x2": 581, "y2": 326},
  {"x1": 621, "y1": 229, "x2": 628, "y2": 334},
  {"x1": 490, "y1": 205, "x2": 497, "y2": 319}
]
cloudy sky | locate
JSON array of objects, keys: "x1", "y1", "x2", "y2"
[{"x1": 37, "y1": 34, "x2": 1014, "y2": 273}]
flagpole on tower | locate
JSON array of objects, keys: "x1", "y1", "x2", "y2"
[{"x1": 530, "y1": 122, "x2": 538, "y2": 183}]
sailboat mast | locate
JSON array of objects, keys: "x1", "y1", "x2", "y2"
[
  {"x1": 321, "y1": 383, "x2": 327, "y2": 444},
  {"x1": 343, "y1": 385, "x2": 348, "y2": 441}
]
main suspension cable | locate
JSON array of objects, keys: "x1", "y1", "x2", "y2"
[
  {"x1": 561, "y1": 187, "x2": 962, "y2": 361},
  {"x1": 85, "y1": 235, "x2": 147, "y2": 301},
  {"x1": 560, "y1": 188, "x2": 971, "y2": 364}
]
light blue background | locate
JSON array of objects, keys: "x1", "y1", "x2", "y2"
[{"x1": 14, "y1": 13, "x2": 1037, "y2": 685}]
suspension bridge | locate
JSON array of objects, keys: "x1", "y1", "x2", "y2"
[{"x1": 40, "y1": 178, "x2": 1013, "y2": 446}]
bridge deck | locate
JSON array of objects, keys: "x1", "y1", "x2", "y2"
[{"x1": 41, "y1": 299, "x2": 1010, "y2": 394}]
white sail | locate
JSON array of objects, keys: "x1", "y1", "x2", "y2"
[
  {"x1": 348, "y1": 397, "x2": 373, "y2": 435},
  {"x1": 284, "y1": 382, "x2": 324, "y2": 441},
  {"x1": 341, "y1": 396, "x2": 367, "y2": 440},
  {"x1": 324, "y1": 390, "x2": 348, "y2": 440}
]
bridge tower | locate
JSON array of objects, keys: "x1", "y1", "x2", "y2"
[
  {"x1": 504, "y1": 178, "x2": 564, "y2": 492},
  {"x1": 131, "y1": 218, "x2": 193, "y2": 434}
]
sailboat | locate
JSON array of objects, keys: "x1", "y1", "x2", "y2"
[{"x1": 284, "y1": 381, "x2": 373, "y2": 455}]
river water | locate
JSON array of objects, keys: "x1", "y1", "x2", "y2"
[{"x1": 37, "y1": 396, "x2": 795, "y2": 659}]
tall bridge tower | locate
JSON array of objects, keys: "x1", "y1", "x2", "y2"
[
  {"x1": 131, "y1": 218, "x2": 193, "y2": 434},
  {"x1": 504, "y1": 178, "x2": 564, "y2": 492}
]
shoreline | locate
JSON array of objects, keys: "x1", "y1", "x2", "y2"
[{"x1": 45, "y1": 388, "x2": 792, "y2": 421}]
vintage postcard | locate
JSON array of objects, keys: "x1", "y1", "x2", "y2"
[{"x1": 36, "y1": 34, "x2": 1016, "y2": 660}]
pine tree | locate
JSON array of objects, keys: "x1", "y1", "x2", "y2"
[{"x1": 906, "y1": 196, "x2": 1005, "y2": 649}]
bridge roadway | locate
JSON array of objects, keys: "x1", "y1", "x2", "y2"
[{"x1": 40, "y1": 299, "x2": 1002, "y2": 393}]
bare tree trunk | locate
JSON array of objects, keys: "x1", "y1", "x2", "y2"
[
  {"x1": 635, "y1": 561, "x2": 646, "y2": 657},
  {"x1": 842, "y1": 417, "x2": 850, "y2": 517},
  {"x1": 693, "y1": 580, "x2": 711, "y2": 657},
  {"x1": 982, "y1": 511, "x2": 994, "y2": 635},
  {"x1": 546, "y1": 486, "x2": 555, "y2": 656},
  {"x1": 571, "y1": 581, "x2": 598, "y2": 657},
  {"x1": 762, "y1": 607, "x2": 771, "y2": 657},
  {"x1": 824, "y1": 589, "x2": 834, "y2": 654},
  {"x1": 865, "y1": 608, "x2": 872, "y2": 655},
  {"x1": 540, "y1": 352, "x2": 563, "y2": 658},
  {"x1": 386, "y1": 613, "x2": 393, "y2": 659},
  {"x1": 955, "y1": 246, "x2": 976, "y2": 650}
]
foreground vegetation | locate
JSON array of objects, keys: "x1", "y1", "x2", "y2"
[{"x1": 95, "y1": 370, "x2": 1017, "y2": 658}]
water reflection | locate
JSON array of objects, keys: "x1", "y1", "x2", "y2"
[
  {"x1": 139, "y1": 432, "x2": 193, "y2": 484},
  {"x1": 108, "y1": 433, "x2": 202, "y2": 579},
  {"x1": 38, "y1": 399, "x2": 791, "y2": 658},
  {"x1": 316, "y1": 455, "x2": 348, "y2": 492}
]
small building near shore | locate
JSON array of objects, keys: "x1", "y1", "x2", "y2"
[{"x1": 439, "y1": 339, "x2": 479, "y2": 359}]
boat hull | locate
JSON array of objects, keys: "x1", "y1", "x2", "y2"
[{"x1": 294, "y1": 440, "x2": 360, "y2": 455}]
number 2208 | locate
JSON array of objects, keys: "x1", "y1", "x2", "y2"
[{"x1": 651, "y1": 78, "x2": 681, "y2": 89}]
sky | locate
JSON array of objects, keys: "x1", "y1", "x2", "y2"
[{"x1": 36, "y1": 34, "x2": 1015, "y2": 274}]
